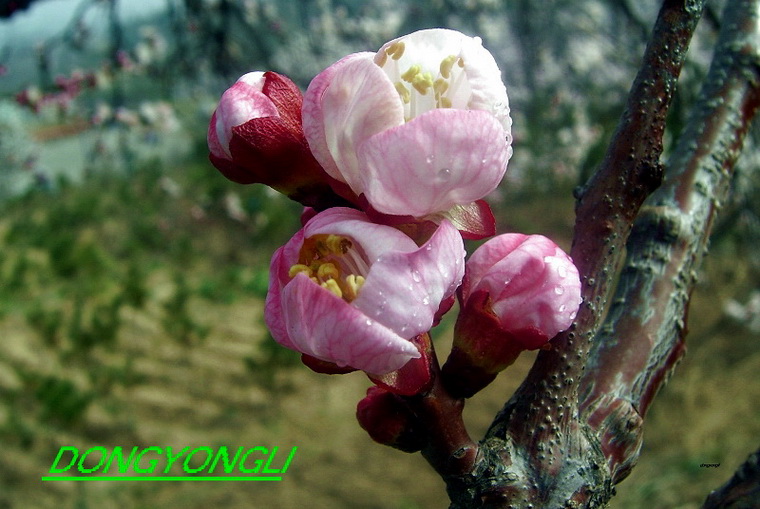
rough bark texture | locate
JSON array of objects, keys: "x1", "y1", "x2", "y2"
[
  {"x1": 579, "y1": 0, "x2": 760, "y2": 486},
  {"x1": 445, "y1": 1, "x2": 703, "y2": 506},
  {"x1": 417, "y1": 0, "x2": 760, "y2": 507}
]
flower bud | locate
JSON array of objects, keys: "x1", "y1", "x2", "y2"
[
  {"x1": 442, "y1": 233, "x2": 582, "y2": 397},
  {"x1": 208, "y1": 71, "x2": 348, "y2": 209},
  {"x1": 356, "y1": 386, "x2": 425, "y2": 452}
]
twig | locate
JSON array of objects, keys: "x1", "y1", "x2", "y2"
[{"x1": 702, "y1": 447, "x2": 760, "y2": 508}]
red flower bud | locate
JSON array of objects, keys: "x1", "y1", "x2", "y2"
[
  {"x1": 208, "y1": 71, "x2": 350, "y2": 209},
  {"x1": 356, "y1": 386, "x2": 424, "y2": 452}
]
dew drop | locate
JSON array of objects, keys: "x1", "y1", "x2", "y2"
[
  {"x1": 412, "y1": 270, "x2": 422, "y2": 282},
  {"x1": 554, "y1": 285, "x2": 565, "y2": 295},
  {"x1": 557, "y1": 266, "x2": 568, "y2": 278},
  {"x1": 559, "y1": 304, "x2": 567, "y2": 313},
  {"x1": 365, "y1": 319, "x2": 373, "y2": 326},
  {"x1": 425, "y1": 155, "x2": 435, "y2": 164},
  {"x1": 421, "y1": 296, "x2": 430, "y2": 305},
  {"x1": 437, "y1": 168, "x2": 452, "y2": 181}
]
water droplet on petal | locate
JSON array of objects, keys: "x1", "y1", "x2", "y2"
[
  {"x1": 437, "y1": 168, "x2": 452, "y2": 181},
  {"x1": 425, "y1": 155, "x2": 435, "y2": 164},
  {"x1": 558, "y1": 304, "x2": 567, "y2": 313},
  {"x1": 412, "y1": 270, "x2": 421, "y2": 282},
  {"x1": 557, "y1": 266, "x2": 568, "y2": 278},
  {"x1": 365, "y1": 318, "x2": 373, "y2": 326},
  {"x1": 422, "y1": 296, "x2": 430, "y2": 305},
  {"x1": 554, "y1": 286, "x2": 565, "y2": 295}
]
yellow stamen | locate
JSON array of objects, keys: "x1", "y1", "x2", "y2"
[
  {"x1": 434, "y1": 78, "x2": 449, "y2": 96},
  {"x1": 439, "y1": 55, "x2": 458, "y2": 79},
  {"x1": 401, "y1": 64, "x2": 421, "y2": 82},
  {"x1": 386, "y1": 41, "x2": 405, "y2": 60},
  {"x1": 288, "y1": 264, "x2": 313, "y2": 278},
  {"x1": 321, "y1": 279, "x2": 343, "y2": 299},
  {"x1": 317, "y1": 262, "x2": 340, "y2": 281},
  {"x1": 395, "y1": 82, "x2": 411, "y2": 104},
  {"x1": 325, "y1": 234, "x2": 350, "y2": 254},
  {"x1": 411, "y1": 72, "x2": 434, "y2": 95},
  {"x1": 291, "y1": 234, "x2": 369, "y2": 303},
  {"x1": 438, "y1": 97, "x2": 452, "y2": 108},
  {"x1": 344, "y1": 274, "x2": 366, "y2": 301}
]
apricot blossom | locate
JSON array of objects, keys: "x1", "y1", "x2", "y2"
[
  {"x1": 302, "y1": 29, "x2": 512, "y2": 220},
  {"x1": 265, "y1": 207, "x2": 465, "y2": 375}
]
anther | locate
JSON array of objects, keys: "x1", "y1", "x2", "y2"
[
  {"x1": 434, "y1": 78, "x2": 449, "y2": 96},
  {"x1": 439, "y1": 55, "x2": 458, "y2": 78},
  {"x1": 411, "y1": 72, "x2": 434, "y2": 95},
  {"x1": 401, "y1": 64, "x2": 421, "y2": 83},
  {"x1": 344, "y1": 274, "x2": 366, "y2": 301},
  {"x1": 317, "y1": 262, "x2": 340, "y2": 281},
  {"x1": 288, "y1": 264, "x2": 312, "y2": 278},
  {"x1": 395, "y1": 82, "x2": 411, "y2": 104},
  {"x1": 321, "y1": 279, "x2": 343, "y2": 298},
  {"x1": 385, "y1": 41, "x2": 405, "y2": 60},
  {"x1": 325, "y1": 234, "x2": 350, "y2": 254}
]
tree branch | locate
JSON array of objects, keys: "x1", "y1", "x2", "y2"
[
  {"x1": 702, "y1": 447, "x2": 760, "y2": 508},
  {"x1": 579, "y1": 0, "x2": 760, "y2": 485},
  {"x1": 445, "y1": 1, "x2": 706, "y2": 506}
]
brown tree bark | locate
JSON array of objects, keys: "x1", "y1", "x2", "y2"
[{"x1": 402, "y1": 0, "x2": 760, "y2": 507}]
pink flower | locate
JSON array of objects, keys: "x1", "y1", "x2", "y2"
[
  {"x1": 302, "y1": 29, "x2": 512, "y2": 219},
  {"x1": 265, "y1": 207, "x2": 465, "y2": 375},
  {"x1": 208, "y1": 71, "x2": 345, "y2": 208},
  {"x1": 461, "y1": 233, "x2": 582, "y2": 346},
  {"x1": 442, "y1": 234, "x2": 582, "y2": 397}
]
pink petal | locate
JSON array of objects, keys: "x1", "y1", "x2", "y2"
[
  {"x1": 353, "y1": 219, "x2": 465, "y2": 338},
  {"x1": 281, "y1": 274, "x2": 420, "y2": 374},
  {"x1": 461, "y1": 233, "x2": 528, "y2": 300},
  {"x1": 465, "y1": 234, "x2": 582, "y2": 339},
  {"x1": 264, "y1": 236, "x2": 305, "y2": 352},
  {"x1": 303, "y1": 207, "x2": 418, "y2": 262},
  {"x1": 302, "y1": 53, "x2": 405, "y2": 194},
  {"x1": 357, "y1": 108, "x2": 509, "y2": 216},
  {"x1": 212, "y1": 75, "x2": 279, "y2": 159}
]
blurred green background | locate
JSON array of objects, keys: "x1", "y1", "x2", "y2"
[{"x1": 1, "y1": 1, "x2": 758, "y2": 507}]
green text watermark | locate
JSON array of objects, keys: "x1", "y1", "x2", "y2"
[{"x1": 42, "y1": 445, "x2": 297, "y2": 481}]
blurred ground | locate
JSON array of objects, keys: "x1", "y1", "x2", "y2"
[{"x1": 0, "y1": 148, "x2": 757, "y2": 509}]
